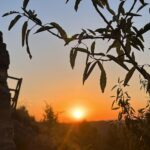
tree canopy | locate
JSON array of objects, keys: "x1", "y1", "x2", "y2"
[{"x1": 3, "y1": 0, "x2": 150, "y2": 93}]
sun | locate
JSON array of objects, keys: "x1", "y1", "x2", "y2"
[{"x1": 71, "y1": 107, "x2": 86, "y2": 121}]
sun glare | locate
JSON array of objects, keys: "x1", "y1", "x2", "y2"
[{"x1": 71, "y1": 107, "x2": 86, "y2": 121}]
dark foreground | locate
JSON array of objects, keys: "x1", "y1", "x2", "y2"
[{"x1": 12, "y1": 106, "x2": 146, "y2": 150}]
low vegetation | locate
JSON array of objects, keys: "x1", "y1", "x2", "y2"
[{"x1": 12, "y1": 104, "x2": 150, "y2": 150}]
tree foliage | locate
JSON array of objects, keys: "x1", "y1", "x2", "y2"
[{"x1": 3, "y1": 0, "x2": 150, "y2": 93}]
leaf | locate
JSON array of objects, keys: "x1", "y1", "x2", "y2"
[
  {"x1": 124, "y1": 66, "x2": 136, "y2": 86},
  {"x1": 126, "y1": 12, "x2": 141, "y2": 17},
  {"x1": 137, "y1": 3, "x2": 148, "y2": 13},
  {"x1": 111, "y1": 85, "x2": 118, "y2": 91},
  {"x1": 75, "y1": 0, "x2": 82, "y2": 11},
  {"x1": 83, "y1": 61, "x2": 97, "y2": 84},
  {"x1": 137, "y1": 23, "x2": 150, "y2": 36},
  {"x1": 105, "y1": 2, "x2": 116, "y2": 16},
  {"x1": 70, "y1": 48, "x2": 77, "y2": 69},
  {"x1": 23, "y1": 0, "x2": 29, "y2": 9},
  {"x1": 98, "y1": 61, "x2": 107, "y2": 93},
  {"x1": 75, "y1": 47, "x2": 89, "y2": 54},
  {"x1": 78, "y1": 31, "x2": 85, "y2": 43},
  {"x1": 22, "y1": 21, "x2": 28, "y2": 47},
  {"x1": 35, "y1": 26, "x2": 54, "y2": 34},
  {"x1": 112, "y1": 107, "x2": 120, "y2": 110},
  {"x1": 8, "y1": 15, "x2": 21, "y2": 30},
  {"x1": 91, "y1": 41, "x2": 96, "y2": 54},
  {"x1": 93, "y1": 0, "x2": 104, "y2": 8},
  {"x1": 139, "y1": 0, "x2": 145, "y2": 5},
  {"x1": 2, "y1": 11, "x2": 19, "y2": 17},
  {"x1": 107, "y1": 40, "x2": 120, "y2": 53},
  {"x1": 118, "y1": 112, "x2": 122, "y2": 120},
  {"x1": 66, "y1": 0, "x2": 69, "y2": 3},
  {"x1": 33, "y1": 17, "x2": 42, "y2": 25},
  {"x1": 131, "y1": 52, "x2": 135, "y2": 61},
  {"x1": 26, "y1": 29, "x2": 32, "y2": 59},
  {"x1": 51, "y1": 22, "x2": 67, "y2": 41},
  {"x1": 65, "y1": 34, "x2": 79, "y2": 45},
  {"x1": 107, "y1": 55, "x2": 129, "y2": 71},
  {"x1": 87, "y1": 29, "x2": 96, "y2": 35},
  {"x1": 118, "y1": 1, "x2": 125, "y2": 16}
]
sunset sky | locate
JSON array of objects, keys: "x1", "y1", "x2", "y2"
[{"x1": 0, "y1": 0, "x2": 150, "y2": 122}]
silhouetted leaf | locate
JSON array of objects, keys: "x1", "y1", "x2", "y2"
[
  {"x1": 95, "y1": 28, "x2": 109, "y2": 33},
  {"x1": 66, "y1": 0, "x2": 69, "y2": 3},
  {"x1": 139, "y1": 0, "x2": 145, "y2": 5},
  {"x1": 8, "y1": 15, "x2": 21, "y2": 30},
  {"x1": 107, "y1": 55, "x2": 129, "y2": 71},
  {"x1": 124, "y1": 66, "x2": 136, "y2": 86},
  {"x1": 65, "y1": 34, "x2": 79, "y2": 45},
  {"x1": 23, "y1": 0, "x2": 29, "y2": 9},
  {"x1": 26, "y1": 29, "x2": 32, "y2": 59},
  {"x1": 70, "y1": 48, "x2": 77, "y2": 69},
  {"x1": 51, "y1": 22, "x2": 67, "y2": 41},
  {"x1": 126, "y1": 12, "x2": 141, "y2": 17},
  {"x1": 22, "y1": 21, "x2": 28, "y2": 47},
  {"x1": 137, "y1": 23, "x2": 150, "y2": 36},
  {"x1": 75, "y1": 0, "x2": 82, "y2": 11},
  {"x1": 131, "y1": 52, "x2": 135, "y2": 61},
  {"x1": 107, "y1": 40, "x2": 120, "y2": 53},
  {"x1": 2, "y1": 11, "x2": 19, "y2": 17},
  {"x1": 75, "y1": 47, "x2": 89, "y2": 54},
  {"x1": 91, "y1": 41, "x2": 96, "y2": 54},
  {"x1": 78, "y1": 31, "x2": 85, "y2": 43},
  {"x1": 35, "y1": 26, "x2": 54, "y2": 34},
  {"x1": 118, "y1": 112, "x2": 122, "y2": 120},
  {"x1": 83, "y1": 61, "x2": 97, "y2": 84},
  {"x1": 111, "y1": 85, "x2": 118, "y2": 91},
  {"x1": 125, "y1": 40, "x2": 131, "y2": 54},
  {"x1": 112, "y1": 107, "x2": 120, "y2": 110},
  {"x1": 106, "y1": 2, "x2": 116, "y2": 16},
  {"x1": 87, "y1": 29, "x2": 96, "y2": 35},
  {"x1": 118, "y1": 1, "x2": 125, "y2": 16},
  {"x1": 137, "y1": 3, "x2": 148, "y2": 12},
  {"x1": 98, "y1": 61, "x2": 107, "y2": 93}
]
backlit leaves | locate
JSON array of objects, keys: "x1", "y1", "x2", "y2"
[
  {"x1": 137, "y1": 23, "x2": 150, "y2": 36},
  {"x1": 124, "y1": 66, "x2": 136, "y2": 86},
  {"x1": 3, "y1": 0, "x2": 150, "y2": 97},
  {"x1": 23, "y1": 0, "x2": 29, "y2": 9},
  {"x1": 35, "y1": 26, "x2": 54, "y2": 34},
  {"x1": 98, "y1": 61, "x2": 107, "y2": 93},
  {"x1": 2, "y1": 11, "x2": 19, "y2": 17},
  {"x1": 107, "y1": 55, "x2": 129, "y2": 71},
  {"x1": 137, "y1": 3, "x2": 148, "y2": 12},
  {"x1": 8, "y1": 15, "x2": 21, "y2": 30},
  {"x1": 26, "y1": 29, "x2": 32, "y2": 59},
  {"x1": 83, "y1": 61, "x2": 97, "y2": 84},
  {"x1": 75, "y1": 0, "x2": 82, "y2": 11},
  {"x1": 51, "y1": 22, "x2": 67, "y2": 41},
  {"x1": 70, "y1": 48, "x2": 78, "y2": 69},
  {"x1": 22, "y1": 21, "x2": 28, "y2": 47},
  {"x1": 91, "y1": 41, "x2": 96, "y2": 54}
]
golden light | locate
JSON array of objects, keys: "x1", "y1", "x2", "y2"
[{"x1": 71, "y1": 107, "x2": 86, "y2": 121}]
